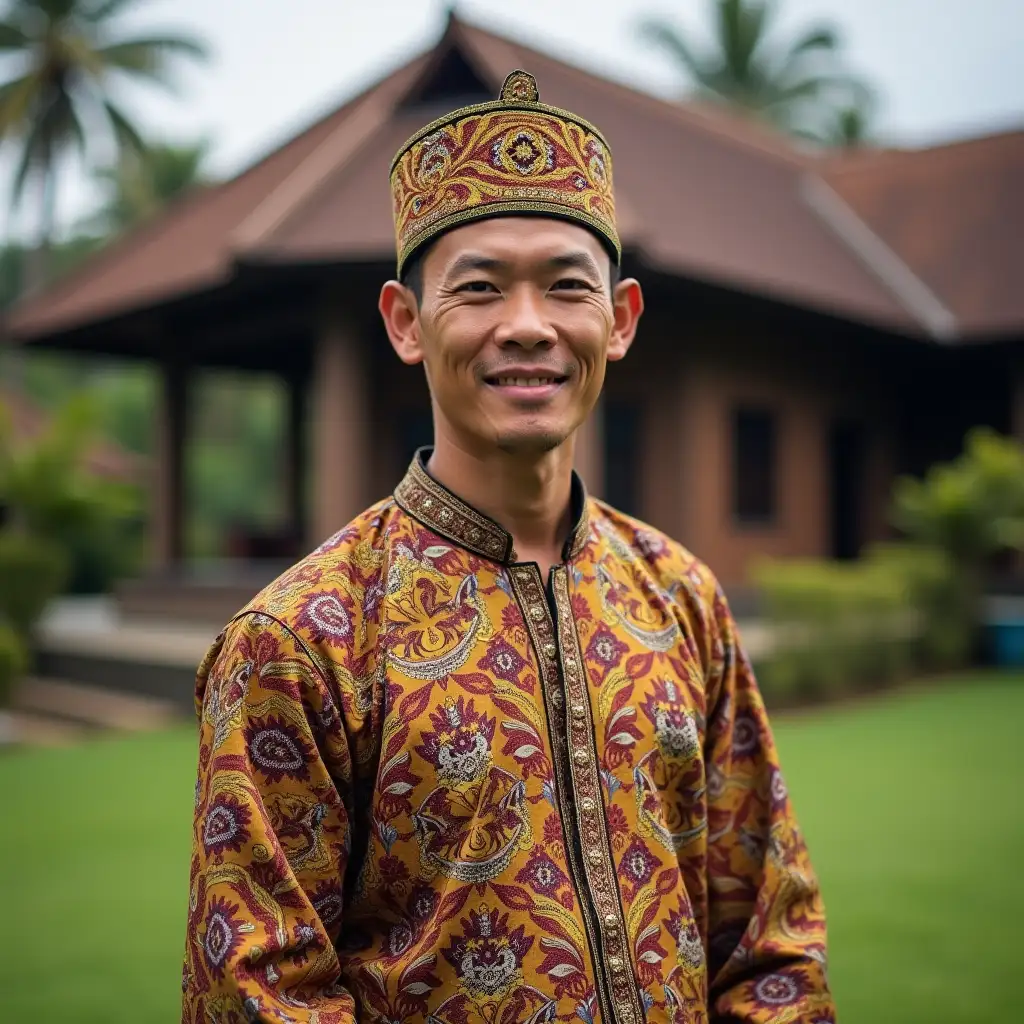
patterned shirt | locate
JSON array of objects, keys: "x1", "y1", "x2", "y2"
[{"x1": 183, "y1": 455, "x2": 833, "y2": 1024}]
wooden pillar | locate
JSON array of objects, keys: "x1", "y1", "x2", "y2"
[
  {"x1": 285, "y1": 373, "x2": 308, "y2": 553},
  {"x1": 151, "y1": 358, "x2": 187, "y2": 570},
  {"x1": 574, "y1": 398, "x2": 604, "y2": 498},
  {"x1": 310, "y1": 304, "x2": 371, "y2": 544}
]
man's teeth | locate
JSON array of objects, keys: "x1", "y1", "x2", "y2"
[{"x1": 496, "y1": 377, "x2": 558, "y2": 386}]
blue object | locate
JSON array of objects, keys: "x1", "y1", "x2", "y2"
[{"x1": 988, "y1": 620, "x2": 1024, "y2": 667}]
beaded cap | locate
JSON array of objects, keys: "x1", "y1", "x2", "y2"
[{"x1": 390, "y1": 70, "x2": 620, "y2": 276}]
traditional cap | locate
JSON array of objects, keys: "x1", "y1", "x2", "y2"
[{"x1": 390, "y1": 70, "x2": 620, "y2": 277}]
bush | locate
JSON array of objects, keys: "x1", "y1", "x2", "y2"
[
  {"x1": 752, "y1": 550, "x2": 940, "y2": 706},
  {"x1": 0, "y1": 623, "x2": 27, "y2": 708},
  {"x1": 0, "y1": 532, "x2": 67, "y2": 637}
]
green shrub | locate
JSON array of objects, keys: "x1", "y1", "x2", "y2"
[
  {"x1": 866, "y1": 542, "x2": 970, "y2": 668},
  {"x1": 0, "y1": 623, "x2": 27, "y2": 708},
  {"x1": 0, "y1": 532, "x2": 67, "y2": 637},
  {"x1": 753, "y1": 556, "x2": 918, "y2": 706}
]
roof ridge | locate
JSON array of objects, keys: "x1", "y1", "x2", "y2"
[{"x1": 800, "y1": 173, "x2": 958, "y2": 341}]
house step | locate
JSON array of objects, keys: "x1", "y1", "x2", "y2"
[
  {"x1": 1, "y1": 709, "x2": 89, "y2": 747},
  {"x1": 12, "y1": 676, "x2": 183, "y2": 732}
]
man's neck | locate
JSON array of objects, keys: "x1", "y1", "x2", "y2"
[{"x1": 427, "y1": 436, "x2": 576, "y2": 570}]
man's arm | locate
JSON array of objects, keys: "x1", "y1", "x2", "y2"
[
  {"x1": 182, "y1": 612, "x2": 357, "y2": 1024},
  {"x1": 702, "y1": 587, "x2": 835, "y2": 1022}
]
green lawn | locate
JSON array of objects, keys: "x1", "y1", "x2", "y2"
[{"x1": 1, "y1": 674, "x2": 1021, "y2": 1023}]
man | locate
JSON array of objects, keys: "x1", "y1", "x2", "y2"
[{"x1": 183, "y1": 70, "x2": 833, "y2": 1024}]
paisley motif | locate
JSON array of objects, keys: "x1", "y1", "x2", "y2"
[{"x1": 413, "y1": 766, "x2": 532, "y2": 883}]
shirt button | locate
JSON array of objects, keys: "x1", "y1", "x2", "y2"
[
  {"x1": 608, "y1": 955, "x2": 623, "y2": 972},
  {"x1": 571, "y1": 704, "x2": 586, "y2": 719},
  {"x1": 530, "y1": 605, "x2": 545, "y2": 621},
  {"x1": 544, "y1": 643, "x2": 557, "y2": 658},
  {"x1": 604, "y1": 914, "x2": 618, "y2": 929},
  {"x1": 588, "y1": 849, "x2": 602, "y2": 865},
  {"x1": 565, "y1": 657, "x2": 577, "y2": 670},
  {"x1": 573, "y1": 749, "x2": 589, "y2": 765},
  {"x1": 581, "y1": 797, "x2": 595, "y2": 812}
]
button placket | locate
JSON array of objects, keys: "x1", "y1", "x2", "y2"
[
  {"x1": 550, "y1": 568, "x2": 643, "y2": 1024},
  {"x1": 508, "y1": 563, "x2": 620, "y2": 1024}
]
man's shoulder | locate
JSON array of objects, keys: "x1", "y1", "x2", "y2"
[
  {"x1": 589, "y1": 499, "x2": 723, "y2": 609},
  {"x1": 219, "y1": 497, "x2": 397, "y2": 643}
]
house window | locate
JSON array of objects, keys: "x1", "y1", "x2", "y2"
[{"x1": 732, "y1": 407, "x2": 777, "y2": 524}]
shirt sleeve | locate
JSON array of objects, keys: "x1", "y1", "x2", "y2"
[
  {"x1": 701, "y1": 587, "x2": 836, "y2": 1023},
  {"x1": 182, "y1": 612, "x2": 357, "y2": 1024}
]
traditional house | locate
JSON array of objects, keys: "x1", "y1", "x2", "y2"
[{"x1": 5, "y1": 13, "x2": 1022, "y2": 617}]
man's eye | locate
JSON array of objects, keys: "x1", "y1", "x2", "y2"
[
  {"x1": 552, "y1": 278, "x2": 592, "y2": 291},
  {"x1": 458, "y1": 280, "x2": 498, "y2": 293}
]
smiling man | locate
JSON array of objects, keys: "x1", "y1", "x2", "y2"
[{"x1": 183, "y1": 72, "x2": 834, "y2": 1024}]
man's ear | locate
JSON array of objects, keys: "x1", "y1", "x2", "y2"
[
  {"x1": 607, "y1": 278, "x2": 644, "y2": 362},
  {"x1": 379, "y1": 281, "x2": 424, "y2": 365}
]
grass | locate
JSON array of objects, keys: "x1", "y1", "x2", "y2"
[{"x1": 1, "y1": 673, "x2": 1021, "y2": 1023}]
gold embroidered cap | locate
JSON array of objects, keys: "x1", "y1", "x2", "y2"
[{"x1": 390, "y1": 70, "x2": 620, "y2": 277}]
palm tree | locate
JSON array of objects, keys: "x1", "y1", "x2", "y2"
[
  {"x1": 0, "y1": 0, "x2": 208, "y2": 289},
  {"x1": 638, "y1": 0, "x2": 875, "y2": 146},
  {"x1": 88, "y1": 138, "x2": 209, "y2": 234}
]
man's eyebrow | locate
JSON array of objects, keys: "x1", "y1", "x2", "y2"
[
  {"x1": 445, "y1": 254, "x2": 508, "y2": 279},
  {"x1": 546, "y1": 251, "x2": 603, "y2": 277}
]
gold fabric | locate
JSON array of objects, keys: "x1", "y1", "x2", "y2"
[{"x1": 183, "y1": 454, "x2": 833, "y2": 1024}]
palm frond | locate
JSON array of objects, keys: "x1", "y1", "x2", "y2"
[
  {"x1": 81, "y1": 0, "x2": 147, "y2": 23},
  {"x1": 0, "y1": 20, "x2": 31, "y2": 50},
  {"x1": 636, "y1": 19, "x2": 707, "y2": 81},
  {"x1": 97, "y1": 33, "x2": 209, "y2": 74},
  {"x1": 782, "y1": 26, "x2": 839, "y2": 62},
  {"x1": 102, "y1": 98, "x2": 145, "y2": 154},
  {"x1": 0, "y1": 73, "x2": 40, "y2": 136},
  {"x1": 11, "y1": 113, "x2": 48, "y2": 203}
]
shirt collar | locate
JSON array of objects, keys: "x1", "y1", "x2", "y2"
[{"x1": 394, "y1": 448, "x2": 591, "y2": 565}]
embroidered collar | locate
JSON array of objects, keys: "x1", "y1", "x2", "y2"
[{"x1": 394, "y1": 448, "x2": 591, "y2": 564}]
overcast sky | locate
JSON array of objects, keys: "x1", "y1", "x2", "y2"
[{"x1": 4, "y1": 0, "x2": 1023, "y2": 238}]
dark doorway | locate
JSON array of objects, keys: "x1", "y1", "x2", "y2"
[
  {"x1": 829, "y1": 419, "x2": 866, "y2": 560},
  {"x1": 604, "y1": 400, "x2": 641, "y2": 517}
]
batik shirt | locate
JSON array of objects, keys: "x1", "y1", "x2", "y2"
[{"x1": 183, "y1": 454, "x2": 833, "y2": 1024}]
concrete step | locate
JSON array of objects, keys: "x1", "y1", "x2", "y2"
[{"x1": 12, "y1": 676, "x2": 184, "y2": 732}]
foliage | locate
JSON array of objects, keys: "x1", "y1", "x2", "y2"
[
  {"x1": 752, "y1": 551, "x2": 921, "y2": 704},
  {"x1": 0, "y1": 235, "x2": 105, "y2": 308},
  {"x1": 0, "y1": 529, "x2": 66, "y2": 634},
  {"x1": 0, "y1": 0, "x2": 208, "y2": 285},
  {"x1": 892, "y1": 428, "x2": 1024, "y2": 651},
  {"x1": 0, "y1": 392, "x2": 143, "y2": 593},
  {"x1": 637, "y1": 0, "x2": 876, "y2": 146},
  {"x1": 892, "y1": 428, "x2": 1024, "y2": 565},
  {"x1": 0, "y1": 619, "x2": 27, "y2": 706},
  {"x1": 85, "y1": 139, "x2": 210, "y2": 235}
]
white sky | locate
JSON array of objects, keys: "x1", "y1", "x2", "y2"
[{"x1": 4, "y1": 0, "x2": 1023, "y2": 239}]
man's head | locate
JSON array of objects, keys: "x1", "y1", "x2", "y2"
[
  {"x1": 383, "y1": 70, "x2": 640, "y2": 458},
  {"x1": 379, "y1": 215, "x2": 643, "y2": 458}
]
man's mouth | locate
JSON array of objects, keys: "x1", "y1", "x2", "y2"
[{"x1": 489, "y1": 375, "x2": 567, "y2": 387}]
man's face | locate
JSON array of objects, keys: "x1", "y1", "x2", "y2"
[{"x1": 380, "y1": 217, "x2": 643, "y2": 458}]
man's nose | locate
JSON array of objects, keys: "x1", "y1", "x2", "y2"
[{"x1": 495, "y1": 286, "x2": 558, "y2": 348}]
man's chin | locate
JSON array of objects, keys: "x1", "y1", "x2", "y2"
[{"x1": 494, "y1": 428, "x2": 569, "y2": 456}]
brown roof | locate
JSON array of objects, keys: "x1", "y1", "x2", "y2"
[
  {"x1": 6, "y1": 13, "x2": 1021, "y2": 343},
  {"x1": 820, "y1": 131, "x2": 1024, "y2": 339}
]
